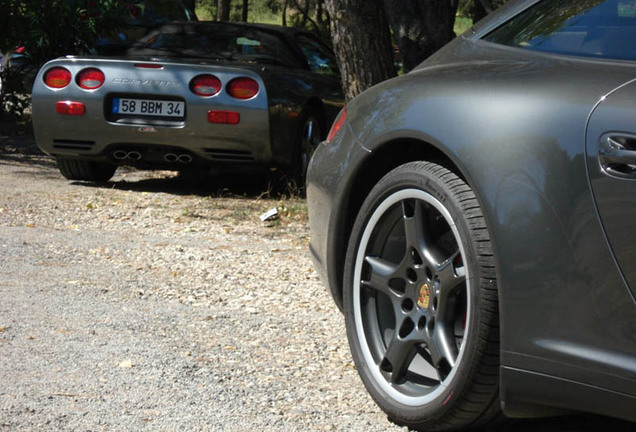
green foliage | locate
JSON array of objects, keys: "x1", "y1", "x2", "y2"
[
  {"x1": 195, "y1": 0, "x2": 329, "y2": 40},
  {"x1": 454, "y1": 16, "x2": 473, "y2": 35},
  {"x1": 248, "y1": 0, "x2": 282, "y2": 24},
  {"x1": 285, "y1": 0, "x2": 330, "y2": 42},
  {"x1": 197, "y1": 0, "x2": 284, "y2": 22},
  {"x1": 0, "y1": 0, "x2": 127, "y2": 117},
  {"x1": 196, "y1": 0, "x2": 216, "y2": 20},
  {"x1": 1, "y1": 0, "x2": 126, "y2": 66},
  {"x1": 457, "y1": 0, "x2": 508, "y2": 18}
]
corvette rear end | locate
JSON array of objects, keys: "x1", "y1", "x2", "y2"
[{"x1": 32, "y1": 56, "x2": 269, "y2": 180}]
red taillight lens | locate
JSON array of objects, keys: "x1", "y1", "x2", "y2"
[
  {"x1": 326, "y1": 107, "x2": 347, "y2": 143},
  {"x1": 207, "y1": 110, "x2": 240, "y2": 125},
  {"x1": 44, "y1": 67, "x2": 72, "y2": 89},
  {"x1": 190, "y1": 74, "x2": 222, "y2": 97},
  {"x1": 77, "y1": 68, "x2": 105, "y2": 90},
  {"x1": 227, "y1": 77, "x2": 259, "y2": 100},
  {"x1": 55, "y1": 101, "x2": 86, "y2": 116}
]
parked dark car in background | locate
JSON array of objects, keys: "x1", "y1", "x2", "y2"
[
  {"x1": 31, "y1": 21, "x2": 342, "y2": 182},
  {"x1": 94, "y1": 0, "x2": 198, "y2": 55},
  {"x1": 307, "y1": 0, "x2": 636, "y2": 430},
  {"x1": 0, "y1": 46, "x2": 38, "y2": 98}
]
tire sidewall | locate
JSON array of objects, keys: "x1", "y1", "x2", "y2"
[
  {"x1": 293, "y1": 108, "x2": 322, "y2": 181},
  {"x1": 343, "y1": 162, "x2": 488, "y2": 426}
]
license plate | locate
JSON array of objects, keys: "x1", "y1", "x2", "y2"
[{"x1": 112, "y1": 98, "x2": 185, "y2": 118}]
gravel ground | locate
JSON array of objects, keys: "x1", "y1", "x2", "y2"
[{"x1": 0, "y1": 134, "x2": 633, "y2": 431}]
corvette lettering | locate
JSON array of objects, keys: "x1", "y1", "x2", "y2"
[{"x1": 112, "y1": 78, "x2": 181, "y2": 87}]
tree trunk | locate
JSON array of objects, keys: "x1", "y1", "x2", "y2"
[
  {"x1": 218, "y1": 0, "x2": 231, "y2": 21},
  {"x1": 325, "y1": 0, "x2": 396, "y2": 101},
  {"x1": 182, "y1": 0, "x2": 196, "y2": 12},
  {"x1": 242, "y1": 0, "x2": 249, "y2": 21},
  {"x1": 383, "y1": 0, "x2": 456, "y2": 73},
  {"x1": 449, "y1": 0, "x2": 459, "y2": 18},
  {"x1": 473, "y1": 0, "x2": 493, "y2": 23},
  {"x1": 317, "y1": 0, "x2": 325, "y2": 27},
  {"x1": 302, "y1": 0, "x2": 310, "y2": 28}
]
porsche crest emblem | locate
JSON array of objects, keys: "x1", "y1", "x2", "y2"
[{"x1": 417, "y1": 283, "x2": 430, "y2": 308}]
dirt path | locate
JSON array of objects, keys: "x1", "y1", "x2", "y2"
[{"x1": 0, "y1": 135, "x2": 632, "y2": 431}]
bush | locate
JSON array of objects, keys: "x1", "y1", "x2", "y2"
[{"x1": 0, "y1": 0, "x2": 127, "y2": 119}]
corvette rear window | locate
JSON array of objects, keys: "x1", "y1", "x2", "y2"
[{"x1": 484, "y1": 0, "x2": 636, "y2": 61}]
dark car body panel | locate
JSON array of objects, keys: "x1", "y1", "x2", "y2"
[{"x1": 306, "y1": 2, "x2": 636, "y2": 420}]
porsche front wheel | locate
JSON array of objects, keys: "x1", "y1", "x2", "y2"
[{"x1": 343, "y1": 161, "x2": 500, "y2": 431}]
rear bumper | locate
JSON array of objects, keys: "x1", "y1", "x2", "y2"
[{"x1": 33, "y1": 103, "x2": 271, "y2": 167}]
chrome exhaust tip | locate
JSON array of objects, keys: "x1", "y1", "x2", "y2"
[
  {"x1": 164, "y1": 153, "x2": 178, "y2": 163},
  {"x1": 177, "y1": 154, "x2": 193, "y2": 164},
  {"x1": 127, "y1": 151, "x2": 142, "y2": 161},
  {"x1": 113, "y1": 150, "x2": 128, "y2": 160}
]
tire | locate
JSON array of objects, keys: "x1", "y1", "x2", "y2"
[
  {"x1": 343, "y1": 161, "x2": 500, "y2": 431},
  {"x1": 293, "y1": 108, "x2": 322, "y2": 182},
  {"x1": 57, "y1": 158, "x2": 117, "y2": 182}
]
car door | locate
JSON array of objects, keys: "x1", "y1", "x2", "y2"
[{"x1": 586, "y1": 77, "x2": 636, "y2": 300}]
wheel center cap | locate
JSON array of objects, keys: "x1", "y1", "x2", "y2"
[{"x1": 417, "y1": 283, "x2": 431, "y2": 308}]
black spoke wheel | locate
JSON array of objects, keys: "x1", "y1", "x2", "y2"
[
  {"x1": 57, "y1": 158, "x2": 116, "y2": 182},
  {"x1": 344, "y1": 161, "x2": 500, "y2": 431}
]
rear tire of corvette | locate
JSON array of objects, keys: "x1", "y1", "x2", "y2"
[
  {"x1": 343, "y1": 161, "x2": 501, "y2": 431},
  {"x1": 57, "y1": 158, "x2": 117, "y2": 182},
  {"x1": 293, "y1": 108, "x2": 322, "y2": 183}
]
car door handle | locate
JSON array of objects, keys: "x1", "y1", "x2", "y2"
[{"x1": 599, "y1": 134, "x2": 636, "y2": 178}]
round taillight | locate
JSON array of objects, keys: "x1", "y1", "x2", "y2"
[
  {"x1": 44, "y1": 67, "x2": 72, "y2": 89},
  {"x1": 190, "y1": 74, "x2": 222, "y2": 97},
  {"x1": 227, "y1": 77, "x2": 259, "y2": 100},
  {"x1": 77, "y1": 68, "x2": 105, "y2": 90}
]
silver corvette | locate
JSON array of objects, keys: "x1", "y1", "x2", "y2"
[{"x1": 32, "y1": 21, "x2": 342, "y2": 181}]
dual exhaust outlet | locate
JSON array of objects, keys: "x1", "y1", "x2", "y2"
[
  {"x1": 112, "y1": 150, "x2": 193, "y2": 164},
  {"x1": 113, "y1": 150, "x2": 141, "y2": 161},
  {"x1": 163, "y1": 153, "x2": 193, "y2": 164}
]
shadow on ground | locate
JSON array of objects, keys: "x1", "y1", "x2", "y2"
[
  {"x1": 0, "y1": 133, "x2": 55, "y2": 168},
  {"x1": 0, "y1": 133, "x2": 301, "y2": 198},
  {"x1": 89, "y1": 171, "x2": 298, "y2": 199}
]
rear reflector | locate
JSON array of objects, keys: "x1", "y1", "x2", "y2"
[
  {"x1": 190, "y1": 74, "x2": 222, "y2": 97},
  {"x1": 207, "y1": 110, "x2": 240, "y2": 125},
  {"x1": 77, "y1": 68, "x2": 105, "y2": 90},
  {"x1": 326, "y1": 107, "x2": 347, "y2": 143},
  {"x1": 44, "y1": 67, "x2": 72, "y2": 89},
  {"x1": 56, "y1": 101, "x2": 86, "y2": 116},
  {"x1": 227, "y1": 77, "x2": 259, "y2": 100}
]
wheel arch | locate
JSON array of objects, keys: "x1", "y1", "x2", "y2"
[{"x1": 331, "y1": 136, "x2": 501, "y2": 311}]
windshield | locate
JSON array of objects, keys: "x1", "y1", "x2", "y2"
[{"x1": 484, "y1": 0, "x2": 636, "y2": 60}]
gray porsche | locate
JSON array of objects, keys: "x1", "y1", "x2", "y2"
[
  {"x1": 307, "y1": 0, "x2": 636, "y2": 430},
  {"x1": 32, "y1": 21, "x2": 342, "y2": 182}
]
